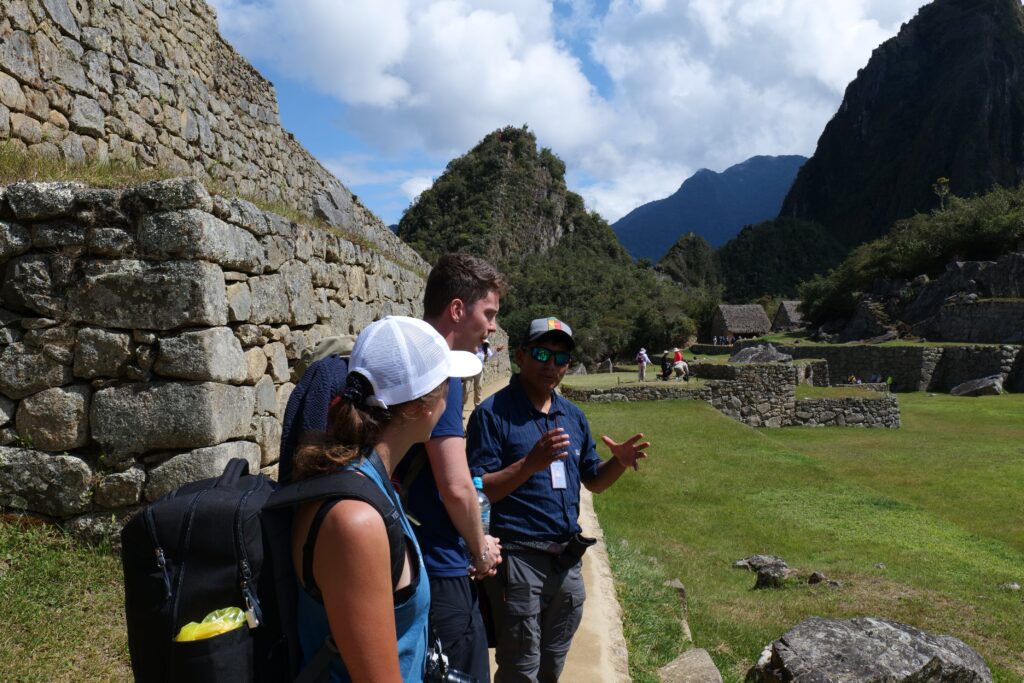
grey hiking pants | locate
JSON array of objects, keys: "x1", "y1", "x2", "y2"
[{"x1": 483, "y1": 549, "x2": 586, "y2": 683}]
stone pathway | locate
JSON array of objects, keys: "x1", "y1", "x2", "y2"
[{"x1": 467, "y1": 377, "x2": 632, "y2": 683}]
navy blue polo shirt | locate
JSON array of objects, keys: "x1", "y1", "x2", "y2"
[
  {"x1": 467, "y1": 375, "x2": 602, "y2": 542},
  {"x1": 393, "y1": 379, "x2": 469, "y2": 577}
]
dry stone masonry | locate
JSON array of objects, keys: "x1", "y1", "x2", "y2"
[
  {"x1": 0, "y1": 0, "x2": 421, "y2": 267},
  {"x1": 736, "y1": 340, "x2": 1022, "y2": 393},
  {"x1": 563, "y1": 361, "x2": 900, "y2": 429},
  {"x1": 0, "y1": 177, "x2": 425, "y2": 540}
]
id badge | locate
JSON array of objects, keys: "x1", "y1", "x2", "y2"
[{"x1": 550, "y1": 461, "x2": 567, "y2": 489}]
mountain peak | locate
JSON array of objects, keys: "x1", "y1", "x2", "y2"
[
  {"x1": 781, "y1": 0, "x2": 1024, "y2": 246},
  {"x1": 612, "y1": 154, "x2": 807, "y2": 259}
]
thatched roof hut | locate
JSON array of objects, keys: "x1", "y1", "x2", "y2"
[
  {"x1": 771, "y1": 300, "x2": 804, "y2": 332},
  {"x1": 711, "y1": 304, "x2": 771, "y2": 338}
]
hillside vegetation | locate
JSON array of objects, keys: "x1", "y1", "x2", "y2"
[
  {"x1": 399, "y1": 126, "x2": 696, "y2": 363},
  {"x1": 800, "y1": 183, "x2": 1024, "y2": 324}
]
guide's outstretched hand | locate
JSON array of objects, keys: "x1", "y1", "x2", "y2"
[{"x1": 602, "y1": 433, "x2": 650, "y2": 471}]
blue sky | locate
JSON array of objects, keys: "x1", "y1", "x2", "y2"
[{"x1": 210, "y1": 0, "x2": 929, "y2": 226}]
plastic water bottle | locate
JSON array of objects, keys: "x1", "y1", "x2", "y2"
[{"x1": 474, "y1": 476, "x2": 490, "y2": 535}]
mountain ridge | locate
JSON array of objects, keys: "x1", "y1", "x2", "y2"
[
  {"x1": 781, "y1": 0, "x2": 1024, "y2": 246},
  {"x1": 613, "y1": 154, "x2": 806, "y2": 260}
]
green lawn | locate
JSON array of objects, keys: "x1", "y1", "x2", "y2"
[
  {"x1": 2, "y1": 393, "x2": 1021, "y2": 682},
  {"x1": 562, "y1": 370, "x2": 706, "y2": 390},
  {"x1": 587, "y1": 393, "x2": 1024, "y2": 682},
  {"x1": 0, "y1": 517, "x2": 131, "y2": 682}
]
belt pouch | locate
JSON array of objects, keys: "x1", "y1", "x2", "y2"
[{"x1": 554, "y1": 533, "x2": 596, "y2": 572}]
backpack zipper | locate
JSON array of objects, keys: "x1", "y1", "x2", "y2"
[
  {"x1": 170, "y1": 489, "x2": 210, "y2": 636},
  {"x1": 234, "y1": 477, "x2": 263, "y2": 629},
  {"x1": 143, "y1": 507, "x2": 172, "y2": 600}
]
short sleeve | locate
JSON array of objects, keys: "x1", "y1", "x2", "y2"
[
  {"x1": 576, "y1": 412, "x2": 602, "y2": 482},
  {"x1": 467, "y1": 406, "x2": 503, "y2": 477},
  {"x1": 431, "y1": 378, "x2": 465, "y2": 439}
]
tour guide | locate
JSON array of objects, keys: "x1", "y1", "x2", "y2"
[{"x1": 468, "y1": 317, "x2": 650, "y2": 682}]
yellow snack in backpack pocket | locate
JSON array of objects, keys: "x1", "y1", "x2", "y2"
[{"x1": 174, "y1": 607, "x2": 246, "y2": 642}]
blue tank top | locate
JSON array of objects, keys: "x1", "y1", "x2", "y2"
[{"x1": 295, "y1": 454, "x2": 430, "y2": 682}]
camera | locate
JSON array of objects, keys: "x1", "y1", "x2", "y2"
[{"x1": 425, "y1": 638, "x2": 477, "y2": 683}]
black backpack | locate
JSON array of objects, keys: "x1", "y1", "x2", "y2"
[{"x1": 121, "y1": 455, "x2": 405, "y2": 683}]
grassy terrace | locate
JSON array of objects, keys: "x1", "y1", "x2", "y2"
[
  {"x1": 757, "y1": 331, "x2": 1008, "y2": 348},
  {"x1": 587, "y1": 393, "x2": 1024, "y2": 682}
]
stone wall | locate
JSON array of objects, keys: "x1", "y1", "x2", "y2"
[
  {"x1": 0, "y1": 0, "x2": 423, "y2": 268},
  {"x1": 565, "y1": 362, "x2": 900, "y2": 430},
  {"x1": 565, "y1": 363, "x2": 798, "y2": 429},
  {"x1": 934, "y1": 300, "x2": 1024, "y2": 344},
  {"x1": 737, "y1": 342, "x2": 1021, "y2": 393},
  {"x1": 0, "y1": 177, "x2": 427, "y2": 538},
  {"x1": 791, "y1": 396, "x2": 900, "y2": 428}
]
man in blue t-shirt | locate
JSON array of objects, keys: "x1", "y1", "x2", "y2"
[
  {"x1": 468, "y1": 317, "x2": 650, "y2": 682},
  {"x1": 394, "y1": 253, "x2": 507, "y2": 682}
]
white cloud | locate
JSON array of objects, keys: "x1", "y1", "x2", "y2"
[
  {"x1": 211, "y1": 0, "x2": 929, "y2": 223},
  {"x1": 400, "y1": 176, "x2": 435, "y2": 201}
]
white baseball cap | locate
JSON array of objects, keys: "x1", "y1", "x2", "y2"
[{"x1": 348, "y1": 316, "x2": 482, "y2": 409}]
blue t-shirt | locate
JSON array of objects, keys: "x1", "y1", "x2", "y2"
[
  {"x1": 393, "y1": 379, "x2": 469, "y2": 577},
  {"x1": 467, "y1": 375, "x2": 603, "y2": 542}
]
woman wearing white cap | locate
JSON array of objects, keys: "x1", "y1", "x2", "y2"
[{"x1": 290, "y1": 316, "x2": 482, "y2": 682}]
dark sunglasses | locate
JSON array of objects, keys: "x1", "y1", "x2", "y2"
[{"x1": 529, "y1": 346, "x2": 572, "y2": 367}]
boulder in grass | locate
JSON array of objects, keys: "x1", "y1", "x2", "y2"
[
  {"x1": 950, "y1": 375, "x2": 1003, "y2": 397},
  {"x1": 658, "y1": 648, "x2": 723, "y2": 683},
  {"x1": 746, "y1": 617, "x2": 992, "y2": 683},
  {"x1": 729, "y1": 344, "x2": 792, "y2": 364},
  {"x1": 734, "y1": 555, "x2": 788, "y2": 572}
]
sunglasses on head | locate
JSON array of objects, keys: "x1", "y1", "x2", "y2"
[{"x1": 529, "y1": 346, "x2": 572, "y2": 367}]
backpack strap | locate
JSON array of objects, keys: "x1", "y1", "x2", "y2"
[{"x1": 265, "y1": 463, "x2": 406, "y2": 593}]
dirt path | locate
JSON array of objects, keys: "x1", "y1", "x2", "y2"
[{"x1": 467, "y1": 377, "x2": 631, "y2": 682}]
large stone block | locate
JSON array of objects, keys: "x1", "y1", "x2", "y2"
[
  {"x1": 70, "y1": 95, "x2": 104, "y2": 137},
  {"x1": 280, "y1": 260, "x2": 318, "y2": 326},
  {"x1": 0, "y1": 448, "x2": 92, "y2": 517},
  {"x1": 264, "y1": 342, "x2": 289, "y2": 383},
  {"x1": 251, "y1": 416, "x2": 282, "y2": 466},
  {"x1": 0, "y1": 31, "x2": 40, "y2": 84},
  {"x1": 248, "y1": 274, "x2": 290, "y2": 324},
  {"x1": 139, "y1": 210, "x2": 265, "y2": 274},
  {"x1": 211, "y1": 196, "x2": 271, "y2": 236},
  {"x1": 254, "y1": 374, "x2": 277, "y2": 415},
  {"x1": 227, "y1": 282, "x2": 251, "y2": 322},
  {"x1": 2, "y1": 253, "x2": 68, "y2": 317},
  {"x1": 92, "y1": 382, "x2": 255, "y2": 457},
  {"x1": 0, "y1": 221, "x2": 31, "y2": 264},
  {"x1": 16, "y1": 384, "x2": 90, "y2": 451},
  {"x1": 244, "y1": 347, "x2": 268, "y2": 384},
  {"x1": 154, "y1": 327, "x2": 247, "y2": 383},
  {"x1": 748, "y1": 617, "x2": 991, "y2": 682},
  {"x1": 94, "y1": 465, "x2": 145, "y2": 508},
  {"x1": 74, "y1": 327, "x2": 132, "y2": 378},
  {"x1": 144, "y1": 441, "x2": 261, "y2": 501},
  {"x1": 121, "y1": 177, "x2": 213, "y2": 214},
  {"x1": 0, "y1": 342, "x2": 73, "y2": 399},
  {"x1": 68, "y1": 259, "x2": 227, "y2": 330},
  {"x1": 4, "y1": 180, "x2": 82, "y2": 220},
  {"x1": 0, "y1": 396, "x2": 14, "y2": 426}
]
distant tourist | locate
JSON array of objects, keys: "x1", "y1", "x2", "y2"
[
  {"x1": 464, "y1": 339, "x2": 506, "y2": 408},
  {"x1": 467, "y1": 316, "x2": 650, "y2": 683},
  {"x1": 635, "y1": 347, "x2": 652, "y2": 382},
  {"x1": 672, "y1": 347, "x2": 689, "y2": 381},
  {"x1": 660, "y1": 351, "x2": 673, "y2": 381}
]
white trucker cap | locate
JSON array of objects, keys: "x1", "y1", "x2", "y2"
[{"x1": 348, "y1": 316, "x2": 482, "y2": 409}]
